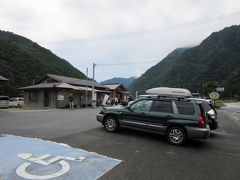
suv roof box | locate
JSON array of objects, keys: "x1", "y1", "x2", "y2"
[{"x1": 146, "y1": 87, "x2": 192, "y2": 98}]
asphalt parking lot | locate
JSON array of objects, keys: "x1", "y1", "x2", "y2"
[{"x1": 0, "y1": 104, "x2": 240, "y2": 180}]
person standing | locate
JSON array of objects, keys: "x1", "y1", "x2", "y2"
[
  {"x1": 67, "y1": 93, "x2": 74, "y2": 109},
  {"x1": 114, "y1": 97, "x2": 118, "y2": 105}
]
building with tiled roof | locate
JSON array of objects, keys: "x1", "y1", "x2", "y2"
[{"x1": 20, "y1": 74, "x2": 110, "y2": 108}]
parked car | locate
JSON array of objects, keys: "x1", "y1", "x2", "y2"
[
  {"x1": 0, "y1": 96, "x2": 9, "y2": 108},
  {"x1": 97, "y1": 95, "x2": 210, "y2": 145},
  {"x1": 188, "y1": 98, "x2": 218, "y2": 130},
  {"x1": 9, "y1": 97, "x2": 24, "y2": 108}
]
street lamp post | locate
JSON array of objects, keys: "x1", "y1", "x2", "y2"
[
  {"x1": 86, "y1": 67, "x2": 88, "y2": 108},
  {"x1": 92, "y1": 63, "x2": 96, "y2": 107}
]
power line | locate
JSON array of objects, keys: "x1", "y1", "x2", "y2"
[
  {"x1": 42, "y1": 11, "x2": 240, "y2": 43},
  {"x1": 96, "y1": 60, "x2": 159, "y2": 66}
]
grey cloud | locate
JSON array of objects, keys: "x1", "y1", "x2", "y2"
[{"x1": 1, "y1": 0, "x2": 240, "y2": 81}]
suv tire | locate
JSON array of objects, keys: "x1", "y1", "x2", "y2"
[
  {"x1": 104, "y1": 116, "x2": 119, "y2": 132},
  {"x1": 166, "y1": 126, "x2": 186, "y2": 145}
]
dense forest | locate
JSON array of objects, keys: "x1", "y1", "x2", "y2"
[
  {"x1": 0, "y1": 30, "x2": 86, "y2": 96},
  {"x1": 129, "y1": 25, "x2": 240, "y2": 98}
]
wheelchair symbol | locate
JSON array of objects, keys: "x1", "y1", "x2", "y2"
[{"x1": 16, "y1": 153, "x2": 85, "y2": 180}]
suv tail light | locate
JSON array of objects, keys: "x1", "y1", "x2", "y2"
[{"x1": 199, "y1": 116, "x2": 205, "y2": 128}]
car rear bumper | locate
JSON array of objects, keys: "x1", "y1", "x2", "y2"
[
  {"x1": 0, "y1": 104, "x2": 9, "y2": 108},
  {"x1": 97, "y1": 114, "x2": 104, "y2": 123},
  {"x1": 186, "y1": 126, "x2": 210, "y2": 139},
  {"x1": 208, "y1": 119, "x2": 218, "y2": 130}
]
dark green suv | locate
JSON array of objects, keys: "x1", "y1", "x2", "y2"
[{"x1": 97, "y1": 96, "x2": 210, "y2": 145}]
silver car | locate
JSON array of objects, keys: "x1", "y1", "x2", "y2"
[{"x1": 0, "y1": 96, "x2": 9, "y2": 108}]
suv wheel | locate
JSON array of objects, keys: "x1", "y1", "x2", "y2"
[
  {"x1": 166, "y1": 126, "x2": 186, "y2": 145},
  {"x1": 104, "y1": 116, "x2": 119, "y2": 132}
]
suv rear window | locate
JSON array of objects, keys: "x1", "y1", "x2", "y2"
[
  {"x1": 203, "y1": 102, "x2": 212, "y2": 112},
  {"x1": 175, "y1": 101, "x2": 195, "y2": 115},
  {"x1": 151, "y1": 100, "x2": 173, "y2": 113}
]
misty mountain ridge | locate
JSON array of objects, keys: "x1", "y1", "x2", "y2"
[
  {"x1": 128, "y1": 48, "x2": 188, "y2": 94},
  {"x1": 101, "y1": 77, "x2": 137, "y2": 89},
  {"x1": 129, "y1": 25, "x2": 240, "y2": 97}
]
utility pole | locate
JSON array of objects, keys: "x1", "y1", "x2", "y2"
[
  {"x1": 85, "y1": 67, "x2": 88, "y2": 108},
  {"x1": 92, "y1": 63, "x2": 96, "y2": 107}
]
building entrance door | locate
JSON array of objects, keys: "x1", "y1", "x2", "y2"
[{"x1": 44, "y1": 91, "x2": 49, "y2": 107}]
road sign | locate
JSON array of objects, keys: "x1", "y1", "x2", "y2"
[
  {"x1": 102, "y1": 94, "x2": 109, "y2": 106},
  {"x1": 216, "y1": 87, "x2": 224, "y2": 92},
  {"x1": 209, "y1": 92, "x2": 220, "y2": 100},
  {"x1": 0, "y1": 135, "x2": 121, "y2": 180},
  {"x1": 57, "y1": 95, "x2": 64, "y2": 101}
]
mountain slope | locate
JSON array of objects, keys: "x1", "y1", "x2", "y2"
[
  {"x1": 0, "y1": 30, "x2": 86, "y2": 95},
  {"x1": 129, "y1": 25, "x2": 240, "y2": 96},
  {"x1": 162, "y1": 25, "x2": 240, "y2": 91},
  {"x1": 128, "y1": 48, "x2": 188, "y2": 94},
  {"x1": 101, "y1": 77, "x2": 137, "y2": 89}
]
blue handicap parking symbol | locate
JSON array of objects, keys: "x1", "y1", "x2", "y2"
[{"x1": 0, "y1": 135, "x2": 121, "y2": 180}]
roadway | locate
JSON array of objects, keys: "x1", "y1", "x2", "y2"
[{"x1": 0, "y1": 104, "x2": 240, "y2": 180}]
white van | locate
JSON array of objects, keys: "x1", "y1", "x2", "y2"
[{"x1": 9, "y1": 97, "x2": 24, "y2": 108}]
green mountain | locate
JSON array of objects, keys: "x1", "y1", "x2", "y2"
[
  {"x1": 0, "y1": 30, "x2": 86, "y2": 96},
  {"x1": 101, "y1": 77, "x2": 137, "y2": 89},
  {"x1": 129, "y1": 25, "x2": 240, "y2": 97},
  {"x1": 128, "y1": 48, "x2": 188, "y2": 94}
]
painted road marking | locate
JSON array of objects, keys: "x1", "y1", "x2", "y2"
[
  {"x1": 0, "y1": 135, "x2": 121, "y2": 180},
  {"x1": 17, "y1": 153, "x2": 85, "y2": 165},
  {"x1": 16, "y1": 160, "x2": 70, "y2": 180},
  {"x1": 16, "y1": 153, "x2": 86, "y2": 179}
]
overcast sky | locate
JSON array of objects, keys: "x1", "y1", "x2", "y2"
[{"x1": 1, "y1": 0, "x2": 240, "y2": 82}]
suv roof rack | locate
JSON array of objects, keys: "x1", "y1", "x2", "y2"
[
  {"x1": 145, "y1": 87, "x2": 192, "y2": 98},
  {"x1": 139, "y1": 94, "x2": 190, "y2": 101}
]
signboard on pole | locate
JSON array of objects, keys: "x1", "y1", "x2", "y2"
[
  {"x1": 92, "y1": 91, "x2": 97, "y2": 101},
  {"x1": 209, "y1": 92, "x2": 220, "y2": 100},
  {"x1": 216, "y1": 87, "x2": 224, "y2": 92},
  {"x1": 57, "y1": 95, "x2": 64, "y2": 101},
  {"x1": 102, "y1": 94, "x2": 109, "y2": 106}
]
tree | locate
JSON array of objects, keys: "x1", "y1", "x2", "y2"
[
  {"x1": 203, "y1": 81, "x2": 219, "y2": 97},
  {"x1": 225, "y1": 68, "x2": 240, "y2": 99}
]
